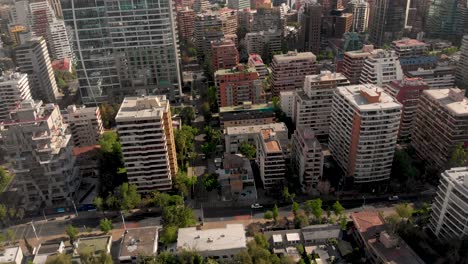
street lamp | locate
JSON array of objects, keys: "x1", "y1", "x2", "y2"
[{"x1": 362, "y1": 195, "x2": 366, "y2": 208}]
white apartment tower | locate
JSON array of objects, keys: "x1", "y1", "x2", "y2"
[
  {"x1": 15, "y1": 37, "x2": 59, "y2": 103},
  {"x1": 348, "y1": 0, "x2": 369, "y2": 33},
  {"x1": 291, "y1": 127, "x2": 324, "y2": 191},
  {"x1": 329, "y1": 85, "x2": 402, "y2": 183},
  {"x1": 359, "y1": 50, "x2": 403, "y2": 87},
  {"x1": 429, "y1": 167, "x2": 468, "y2": 240},
  {"x1": 47, "y1": 20, "x2": 73, "y2": 60},
  {"x1": 0, "y1": 72, "x2": 32, "y2": 122},
  {"x1": 116, "y1": 96, "x2": 178, "y2": 193},
  {"x1": 294, "y1": 71, "x2": 350, "y2": 137},
  {"x1": 0, "y1": 100, "x2": 80, "y2": 208},
  {"x1": 61, "y1": 105, "x2": 104, "y2": 147},
  {"x1": 257, "y1": 128, "x2": 287, "y2": 188}
]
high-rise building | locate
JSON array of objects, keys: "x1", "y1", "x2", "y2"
[
  {"x1": 411, "y1": 88, "x2": 468, "y2": 171},
  {"x1": 219, "y1": 8, "x2": 238, "y2": 35},
  {"x1": 47, "y1": 20, "x2": 73, "y2": 60},
  {"x1": 61, "y1": 105, "x2": 104, "y2": 147},
  {"x1": 116, "y1": 96, "x2": 178, "y2": 193},
  {"x1": 257, "y1": 127, "x2": 287, "y2": 188},
  {"x1": 176, "y1": 8, "x2": 196, "y2": 41},
  {"x1": 429, "y1": 167, "x2": 468, "y2": 240},
  {"x1": 215, "y1": 64, "x2": 264, "y2": 107},
  {"x1": 238, "y1": 9, "x2": 255, "y2": 31},
  {"x1": 359, "y1": 50, "x2": 403, "y2": 87},
  {"x1": 456, "y1": 35, "x2": 468, "y2": 90},
  {"x1": 383, "y1": 78, "x2": 429, "y2": 139},
  {"x1": 247, "y1": 54, "x2": 269, "y2": 80},
  {"x1": 271, "y1": 51, "x2": 317, "y2": 95},
  {"x1": 245, "y1": 30, "x2": 282, "y2": 57},
  {"x1": 252, "y1": 7, "x2": 282, "y2": 32},
  {"x1": 323, "y1": 11, "x2": 353, "y2": 38},
  {"x1": 348, "y1": 0, "x2": 369, "y2": 33},
  {"x1": 406, "y1": 65, "x2": 456, "y2": 89},
  {"x1": 193, "y1": 0, "x2": 209, "y2": 12},
  {"x1": 15, "y1": 37, "x2": 59, "y2": 103},
  {"x1": 0, "y1": 72, "x2": 31, "y2": 122},
  {"x1": 294, "y1": 71, "x2": 350, "y2": 137},
  {"x1": 48, "y1": 0, "x2": 63, "y2": 18},
  {"x1": 29, "y1": 0, "x2": 55, "y2": 41},
  {"x1": 329, "y1": 85, "x2": 401, "y2": 183},
  {"x1": 0, "y1": 100, "x2": 80, "y2": 208},
  {"x1": 228, "y1": 0, "x2": 250, "y2": 10},
  {"x1": 342, "y1": 45, "x2": 380, "y2": 84},
  {"x1": 368, "y1": 0, "x2": 408, "y2": 47},
  {"x1": 62, "y1": 0, "x2": 182, "y2": 104},
  {"x1": 251, "y1": 0, "x2": 272, "y2": 9},
  {"x1": 291, "y1": 127, "x2": 324, "y2": 191},
  {"x1": 10, "y1": 1, "x2": 31, "y2": 27},
  {"x1": 194, "y1": 13, "x2": 224, "y2": 57},
  {"x1": 426, "y1": 0, "x2": 460, "y2": 39},
  {"x1": 298, "y1": 1, "x2": 322, "y2": 54},
  {"x1": 211, "y1": 39, "x2": 239, "y2": 70}
]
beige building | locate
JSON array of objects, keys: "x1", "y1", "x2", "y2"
[
  {"x1": 329, "y1": 85, "x2": 401, "y2": 183},
  {"x1": 411, "y1": 88, "x2": 468, "y2": 170},
  {"x1": 359, "y1": 50, "x2": 403, "y2": 87},
  {"x1": 219, "y1": 8, "x2": 238, "y2": 35},
  {"x1": 61, "y1": 105, "x2": 104, "y2": 147},
  {"x1": 271, "y1": 51, "x2": 317, "y2": 96},
  {"x1": 245, "y1": 29, "x2": 282, "y2": 56},
  {"x1": 291, "y1": 127, "x2": 324, "y2": 191},
  {"x1": 342, "y1": 45, "x2": 381, "y2": 84},
  {"x1": 119, "y1": 226, "x2": 159, "y2": 262},
  {"x1": 294, "y1": 71, "x2": 350, "y2": 137},
  {"x1": 116, "y1": 96, "x2": 177, "y2": 193},
  {"x1": 0, "y1": 100, "x2": 80, "y2": 208},
  {"x1": 0, "y1": 72, "x2": 31, "y2": 122}
]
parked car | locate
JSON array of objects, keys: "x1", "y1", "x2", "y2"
[
  {"x1": 251, "y1": 203, "x2": 263, "y2": 209},
  {"x1": 388, "y1": 195, "x2": 399, "y2": 201}
]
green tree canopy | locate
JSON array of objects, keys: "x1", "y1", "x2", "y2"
[
  {"x1": 46, "y1": 253, "x2": 72, "y2": 264},
  {"x1": 304, "y1": 199, "x2": 323, "y2": 223},
  {"x1": 239, "y1": 141, "x2": 256, "y2": 160},
  {"x1": 66, "y1": 225, "x2": 79, "y2": 243},
  {"x1": 99, "y1": 218, "x2": 113, "y2": 234},
  {"x1": 115, "y1": 183, "x2": 141, "y2": 212},
  {"x1": 395, "y1": 203, "x2": 413, "y2": 220},
  {"x1": 162, "y1": 205, "x2": 196, "y2": 228},
  {"x1": 448, "y1": 144, "x2": 468, "y2": 168},
  {"x1": 202, "y1": 173, "x2": 220, "y2": 192},
  {"x1": 179, "y1": 107, "x2": 196, "y2": 126},
  {"x1": 332, "y1": 201, "x2": 345, "y2": 216},
  {"x1": 272, "y1": 204, "x2": 279, "y2": 222},
  {"x1": 160, "y1": 225, "x2": 178, "y2": 245}
]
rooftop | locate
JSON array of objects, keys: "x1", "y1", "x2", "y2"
[
  {"x1": 116, "y1": 96, "x2": 168, "y2": 120},
  {"x1": 219, "y1": 102, "x2": 274, "y2": 113},
  {"x1": 248, "y1": 53, "x2": 265, "y2": 65},
  {"x1": 119, "y1": 226, "x2": 158, "y2": 259},
  {"x1": 443, "y1": 167, "x2": 468, "y2": 187},
  {"x1": 337, "y1": 85, "x2": 402, "y2": 112},
  {"x1": 301, "y1": 224, "x2": 341, "y2": 241},
  {"x1": 392, "y1": 38, "x2": 428, "y2": 48},
  {"x1": 0, "y1": 246, "x2": 22, "y2": 263},
  {"x1": 215, "y1": 64, "x2": 257, "y2": 76},
  {"x1": 407, "y1": 65, "x2": 455, "y2": 76},
  {"x1": 423, "y1": 88, "x2": 468, "y2": 116},
  {"x1": 177, "y1": 224, "x2": 246, "y2": 252},
  {"x1": 295, "y1": 127, "x2": 321, "y2": 149},
  {"x1": 273, "y1": 51, "x2": 316, "y2": 62},
  {"x1": 305, "y1": 71, "x2": 348, "y2": 83},
  {"x1": 225, "y1": 122, "x2": 287, "y2": 135},
  {"x1": 74, "y1": 236, "x2": 112, "y2": 257}
]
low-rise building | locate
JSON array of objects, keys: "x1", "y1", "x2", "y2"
[
  {"x1": 351, "y1": 211, "x2": 425, "y2": 264},
  {"x1": 73, "y1": 236, "x2": 112, "y2": 260},
  {"x1": 429, "y1": 167, "x2": 468, "y2": 240},
  {"x1": 119, "y1": 226, "x2": 159, "y2": 263},
  {"x1": 177, "y1": 224, "x2": 247, "y2": 260},
  {"x1": 219, "y1": 102, "x2": 275, "y2": 129},
  {"x1": 61, "y1": 105, "x2": 104, "y2": 147},
  {"x1": 33, "y1": 241, "x2": 66, "y2": 264},
  {"x1": 406, "y1": 65, "x2": 456, "y2": 89},
  {"x1": 391, "y1": 38, "x2": 429, "y2": 58},
  {"x1": 291, "y1": 127, "x2": 323, "y2": 191},
  {"x1": 0, "y1": 246, "x2": 23, "y2": 264},
  {"x1": 216, "y1": 154, "x2": 256, "y2": 201}
]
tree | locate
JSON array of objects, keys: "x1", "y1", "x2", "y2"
[
  {"x1": 272, "y1": 204, "x2": 279, "y2": 223},
  {"x1": 0, "y1": 204, "x2": 7, "y2": 223},
  {"x1": 207, "y1": 86, "x2": 218, "y2": 112},
  {"x1": 46, "y1": 253, "x2": 72, "y2": 264},
  {"x1": 201, "y1": 142, "x2": 216, "y2": 157},
  {"x1": 305, "y1": 199, "x2": 323, "y2": 223},
  {"x1": 339, "y1": 216, "x2": 348, "y2": 230},
  {"x1": 98, "y1": 131, "x2": 126, "y2": 196},
  {"x1": 152, "y1": 192, "x2": 184, "y2": 208},
  {"x1": 174, "y1": 125, "x2": 198, "y2": 169},
  {"x1": 0, "y1": 167, "x2": 11, "y2": 191},
  {"x1": 448, "y1": 144, "x2": 468, "y2": 168},
  {"x1": 282, "y1": 187, "x2": 296, "y2": 203},
  {"x1": 233, "y1": 250, "x2": 253, "y2": 264},
  {"x1": 93, "y1": 197, "x2": 104, "y2": 214},
  {"x1": 264, "y1": 211, "x2": 273, "y2": 220},
  {"x1": 395, "y1": 203, "x2": 413, "y2": 220},
  {"x1": 292, "y1": 202, "x2": 300, "y2": 216},
  {"x1": 202, "y1": 173, "x2": 220, "y2": 192},
  {"x1": 179, "y1": 107, "x2": 196, "y2": 126},
  {"x1": 391, "y1": 149, "x2": 420, "y2": 183},
  {"x1": 115, "y1": 183, "x2": 141, "y2": 212},
  {"x1": 99, "y1": 218, "x2": 113, "y2": 234},
  {"x1": 99, "y1": 103, "x2": 120, "y2": 129},
  {"x1": 272, "y1": 96, "x2": 280, "y2": 111},
  {"x1": 332, "y1": 201, "x2": 345, "y2": 216},
  {"x1": 239, "y1": 142, "x2": 256, "y2": 160},
  {"x1": 162, "y1": 205, "x2": 196, "y2": 228},
  {"x1": 4, "y1": 229, "x2": 15, "y2": 244},
  {"x1": 160, "y1": 225, "x2": 178, "y2": 244},
  {"x1": 57, "y1": 77, "x2": 68, "y2": 90},
  {"x1": 174, "y1": 170, "x2": 197, "y2": 198},
  {"x1": 294, "y1": 213, "x2": 309, "y2": 228},
  {"x1": 201, "y1": 102, "x2": 212, "y2": 123},
  {"x1": 385, "y1": 213, "x2": 401, "y2": 233},
  {"x1": 66, "y1": 225, "x2": 79, "y2": 243}
]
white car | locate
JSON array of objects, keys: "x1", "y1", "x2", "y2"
[
  {"x1": 251, "y1": 203, "x2": 263, "y2": 209},
  {"x1": 388, "y1": 195, "x2": 399, "y2": 201}
]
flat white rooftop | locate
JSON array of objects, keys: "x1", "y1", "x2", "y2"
[
  {"x1": 337, "y1": 85, "x2": 402, "y2": 112},
  {"x1": 225, "y1": 122, "x2": 287, "y2": 135},
  {"x1": 423, "y1": 88, "x2": 468, "y2": 116},
  {"x1": 273, "y1": 51, "x2": 316, "y2": 62},
  {"x1": 177, "y1": 224, "x2": 246, "y2": 252},
  {"x1": 116, "y1": 96, "x2": 168, "y2": 120}
]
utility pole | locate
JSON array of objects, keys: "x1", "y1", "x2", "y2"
[
  {"x1": 30, "y1": 221, "x2": 38, "y2": 240},
  {"x1": 42, "y1": 209, "x2": 47, "y2": 221},
  {"x1": 121, "y1": 211, "x2": 127, "y2": 230},
  {"x1": 71, "y1": 200, "x2": 78, "y2": 216},
  {"x1": 201, "y1": 203, "x2": 204, "y2": 224}
]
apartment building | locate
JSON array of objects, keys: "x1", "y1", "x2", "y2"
[
  {"x1": 383, "y1": 78, "x2": 429, "y2": 139},
  {"x1": 359, "y1": 50, "x2": 403, "y2": 87},
  {"x1": 219, "y1": 8, "x2": 238, "y2": 35},
  {"x1": 252, "y1": 7, "x2": 282, "y2": 32},
  {"x1": 348, "y1": 0, "x2": 369, "y2": 33},
  {"x1": 215, "y1": 64, "x2": 263, "y2": 107},
  {"x1": 291, "y1": 127, "x2": 324, "y2": 191},
  {"x1": 29, "y1": 0, "x2": 55, "y2": 41},
  {"x1": 280, "y1": 91, "x2": 294, "y2": 118},
  {"x1": 116, "y1": 96, "x2": 178, "y2": 193},
  {"x1": 176, "y1": 8, "x2": 195, "y2": 41},
  {"x1": 391, "y1": 38, "x2": 429, "y2": 58},
  {"x1": 238, "y1": 9, "x2": 255, "y2": 31},
  {"x1": 323, "y1": 11, "x2": 353, "y2": 38},
  {"x1": 194, "y1": 13, "x2": 224, "y2": 57},
  {"x1": 456, "y1": 35, "x2": 468, "y2": 89},
  {"x1": 257, "y1": 127, "x2": 287, "y2": 187},
  {"x1": 429, "y1": 167, "x2": 468, "y2": 240},
  {"x1": 193, "y1": 0, "x2": 209, "y2": 12},
  {"x1": 298, "y1": 0, "x2": 322, "y2": 54},
  {"x1": 329, "y1": 85, "x2": 402, "y2": 183},
  {"x1": 406, "y1": 65, "x2": 456, "y2": 89},
  {"x1": 227, "y1": 0, "x2": 250, "y2": 10},
  {"x1": 247, "y1": 54, "x2": 269, "y2": 80},
  {"x1": 411, "y1": 88, "x2": 468, "y2": 170},
  {"x1": 47, "y1": 20, "x2": 73, "y2": 60},
  {"x1": 245, "y1": 30, "x2": 282, "y2": 57},
  {"x1": 15, "y1": 37, "x2": 59, "y2": 103},
  {"x1": 211, "y1": 39, "x2": 239, "y2": 71},
  {"x1": 294, "y1": 71, "x2": 350, "y2": 137},
  {"x1": 61, "y1": 105, "x2": 104, "y2": 147},
  {"x1": 342, "y1": 45, "x2": 381, "y2": 84},
  {"x1": 0, "y1": 72, "x2": 31, "y2": 122},
  {"x1": 219, "y1": 102, "x2": 275, "y2": 129},
  {"x1": 271, "y1": 51, "x2": 317, "y2": 96},
  {"x1": 0, "y1": 100, "x2": 80, "y2": 208}
]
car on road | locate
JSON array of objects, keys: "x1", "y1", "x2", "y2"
[
  {"x1": 388, "y1": 195, "x2": 399, "y2": 201},
  {"x1": 251, "y1": 203, "x2": 263, "y2": 209}
]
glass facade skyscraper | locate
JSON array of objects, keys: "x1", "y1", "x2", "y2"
[
  {"x1": 426, "y1": 0, "x2": 462, "y2": 39},
  {"x1": 62, "y1": 0, "x2": 181, "y2": 104}
]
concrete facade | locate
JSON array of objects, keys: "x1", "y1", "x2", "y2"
[{"x1": 61, "y1": 105, "x2": 104, "y2": 147}]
